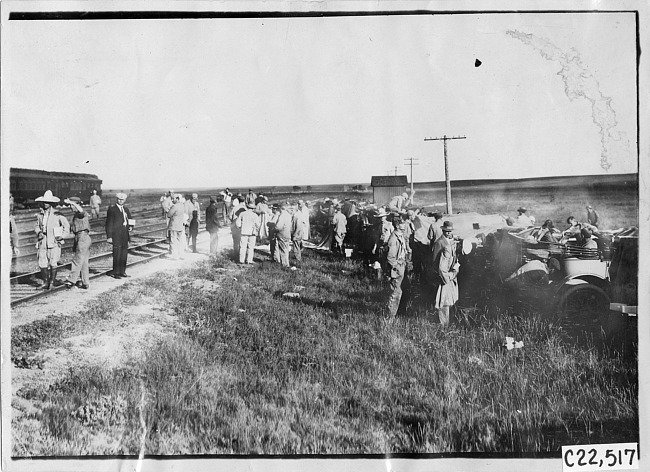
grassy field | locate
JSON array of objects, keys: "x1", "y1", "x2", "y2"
[{"x1": 11, "y1": 249, "x2": 638, "y2": 455}]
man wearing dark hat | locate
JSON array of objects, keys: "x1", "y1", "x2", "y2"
[
  {"x1": 386, "y1": 212, "x2": 408, "y2": 317},
  {"x1": 106, "y1": 192, "x2": 134, "y2": 278},
  {"x1": 430, "y1": 221, "x2": 460, "y2": 326},
  {"x1": 34, "y1": 190, "x2": 70, "y2": 289},
  {"x1": 235, "y1": 200, "x2": 261, "y2": 264},
  {"x1": 206, "y1": 196, "x2": 222, "y2": 256}
]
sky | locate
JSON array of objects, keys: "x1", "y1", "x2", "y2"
[{"x1": 1, "y1": 7, "x2": 639, "y2": 189}]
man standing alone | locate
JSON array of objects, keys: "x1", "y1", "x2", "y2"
[{"x1": 105, "y1": 192, "x2": 133, "y2": 278}]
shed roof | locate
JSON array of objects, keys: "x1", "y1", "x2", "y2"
[{"x1": 370, "y1": 175, "x2": 408, "y2": 187}]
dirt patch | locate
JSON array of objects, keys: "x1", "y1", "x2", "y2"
[{"x1": 10, "y1": 228, "x2": 236, "y2": 443}]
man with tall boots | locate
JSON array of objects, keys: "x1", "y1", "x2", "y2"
[
  {"x1": 106, "y1": 192, "x2": 134, "y2": 279},
  {"x1": 34, "y1": 190, "x2": 70, "y2": 289}
]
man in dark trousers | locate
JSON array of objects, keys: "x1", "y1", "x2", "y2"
[{"x1": 106, "y1": 192, "x2": 133, "y2": 278}]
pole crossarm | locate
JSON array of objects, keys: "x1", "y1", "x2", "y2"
[
  {"x1": 424, "y1": 134, "x2": 466, "y2": 215},
  {"x1": 424, "y1": 135, "x2": 466, "y2": 141},
  {"x1": 404, "y1": 157, "x2": 419, "y2": 196}
]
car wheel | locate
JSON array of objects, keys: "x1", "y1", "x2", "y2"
[{"x1": 556, "y1": 283, "x2": 609, "y2": 324}]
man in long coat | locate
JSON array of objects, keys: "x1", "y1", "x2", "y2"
[
  {"x1": 105, "y1": 192, "x2": 133, "y2": 278},
  {"x1": 431, "y1": 221, "x2": 460, "y2": 327}
]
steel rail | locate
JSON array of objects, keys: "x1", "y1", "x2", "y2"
[
  {"x1": 14, "y1": 207, "x2": 163, "y2": 238},
  {"x1": 12, "y1": 222, "x2": 171, "y2": 259},
  {"x1": 10, "y1": 238, "x2": 170, "y2": 306},
  {"x1": 10, "y1": 228, "x2": 209, "y2": 307}
]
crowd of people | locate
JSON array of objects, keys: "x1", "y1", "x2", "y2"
[{"x1": 12, "y1": 186, "x2": 603, "y2": 325}]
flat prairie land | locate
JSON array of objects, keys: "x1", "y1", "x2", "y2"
[
  {"x1": 130, "y1": 174, "x2": 639, "y2": 230},
  {"x1": 11, "y1": 245, "x2": 638, "y2": 456}
]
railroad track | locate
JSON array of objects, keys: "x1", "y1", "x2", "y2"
[
  {"x1": 11, "y1": 225, "x2": 210, "y2": 307},
  {"x1": 14, "y1": 207, "x2": 163, "y2": 239},
  {"x1": 10, "y1": 237, "x2": 173, "y2": 307},
  {"x1": 12, "y1": 222, "x2": 171, "y2": 261}
]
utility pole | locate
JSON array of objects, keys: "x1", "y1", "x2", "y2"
[
  {"x1": 404, "y1": 157, "x2": 419, "y2": 196},
  {"x1": 424, "y1": 135, "x2": 466, "y2": 214}
]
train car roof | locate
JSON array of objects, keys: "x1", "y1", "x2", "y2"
[{"x1": 10, "y1": 167, "x2": 101, "y2": 181}]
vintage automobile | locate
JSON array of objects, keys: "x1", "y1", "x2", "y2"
[{"x1": 489, "y1": 225, "x2": 638, "y2": 319}]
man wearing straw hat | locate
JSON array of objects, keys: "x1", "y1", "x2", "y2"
[
  {"x1": 430, "y1": 221, "x2": 460, "y2": 327},
  {"x1": 34, "y1": 190, "x2": 70, "y2": 289},
  {"x1": 105, "y1": 192, "x2": 134, "y2": 278}
]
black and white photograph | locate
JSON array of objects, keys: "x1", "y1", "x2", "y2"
[{"x1": 1, "y1": 1, "x2": 647, "y2": 471}]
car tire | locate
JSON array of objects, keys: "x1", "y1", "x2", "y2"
[{"x1": 556, "y1": 283, "x2": 609, "y2": 322}]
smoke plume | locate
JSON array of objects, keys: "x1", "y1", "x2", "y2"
[{"x1": 506, "y1": 29, "x2": 631, "y2": 171}]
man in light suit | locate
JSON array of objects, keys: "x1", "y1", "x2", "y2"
[
  {"x1": 235, "y1": 201, "x2": 261, "y2": 264},
  {"x1": 34, "y1": 190, "x2": 70, "y2": 289},
  {"x1": 105, "y1": 192, "x2": 133, "y2": 279}
]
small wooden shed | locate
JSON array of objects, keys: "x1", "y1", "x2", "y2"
[{"x1": 370, "y1": 175, "x2": 408, "y2": 205}]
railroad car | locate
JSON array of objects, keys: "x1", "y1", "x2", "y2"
[{"x1": 9, "y1": 167, "x2": 102, "y2": 206}]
